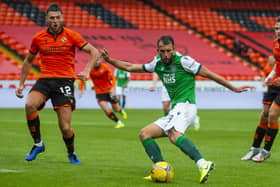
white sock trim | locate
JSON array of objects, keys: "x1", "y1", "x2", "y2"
[
  {"x1": 35, "y1": 141, "x2": 43, "y2": 147},
  {"x1": 196, "y1": 158, "x2": 206, "y2": 168}
]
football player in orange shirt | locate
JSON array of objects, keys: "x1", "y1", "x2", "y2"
[
  {"x1": 241, "y1": 55, "x2": 276, "y2": 162},
  {"x1": 242, "y1": 17, "x2": 280, "y2": 162},
  {"x1": 82, "y1": 57, "x2": 127, "y2": 128},
  {"x1": 15, "y1": 3, "x2": 99, "y2": 164}
]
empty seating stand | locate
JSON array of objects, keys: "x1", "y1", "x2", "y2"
[
  {"x1": 1, "y1": 0, "x2": 275, "y2": 80},
  {"x1": 149, "y1": 0, "x2": 278, "y2": 77}
]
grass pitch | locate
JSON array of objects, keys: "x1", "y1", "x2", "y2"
[{"x1": 0, "y1": 109, "x2": 279, "y2": 187}]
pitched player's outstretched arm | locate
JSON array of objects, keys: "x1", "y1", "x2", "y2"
[
  {"x1": 101, "y1": 49, "x2": 144, "y2": 73},
  {"x1": 198, "y1": 66, "x2": 254, "y2": 92}
]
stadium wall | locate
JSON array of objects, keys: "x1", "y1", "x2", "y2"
[{"x1": 0, "y1": 80, "x2": 263, "y2": 109}]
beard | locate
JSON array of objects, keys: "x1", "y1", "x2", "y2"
[{"x1": 162, "y1": 57, "x2": 172, "y2": 65}]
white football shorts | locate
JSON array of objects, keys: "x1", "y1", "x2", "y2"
[
  {"x1": 116, "y1": 86, "x2": 128, "y2": 96},
  {"x1": 154, "y1": 101, "x2": 197, "y2": 135}
]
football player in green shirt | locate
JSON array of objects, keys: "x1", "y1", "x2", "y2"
[
  {"x1": 101, "y1": 35, "x2": 253, "y2": 184},
  {"x1": 149, "y1": 72, "x2": 200, "y2": 130},
  {"x1": 114, "y1": 69, "x2": 130, "y2": 109}
]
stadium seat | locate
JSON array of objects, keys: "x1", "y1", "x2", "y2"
[{"x1": 1, "y1": 0, "x2": 272, "y2": 80}]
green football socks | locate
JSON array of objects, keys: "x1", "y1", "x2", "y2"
[
  {"x1": 175, "y1": 136, "x2": 203, "y2": 162},
  {"x1": 142, "y1": 138, "x2": 164, "y2": 163}
]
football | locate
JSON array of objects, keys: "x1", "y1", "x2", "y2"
[{"x1": 150, "y1": 161, "x2": 174, "y2": 183}]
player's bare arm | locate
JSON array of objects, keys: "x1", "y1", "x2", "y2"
[
  {"x1": 264, "y1": 65, "x2": 276, "y2": 86},
  {"x1": 149, "y1": 73, "x2": 159, "y2": 91},
  {"x1": 101, "y1": 48, "x2": 144, "y2": 72},
  {"x1": 77, "y1": 43, "x2": 99, "y2": 80},
  {"x1": 198, "y1": 66, "x2": 253, "y2": 92},
  {"x1": 15, "y1": 52, "x2": 36, "y2": 98}
]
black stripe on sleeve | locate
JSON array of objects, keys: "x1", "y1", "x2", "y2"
[
  {"x1": 29, "y1": 50, "x2": 37, "y2": 55},
  {"x1": 142, "y1": 64, "x2": 153, "y2": 73},
  {"x1": 79, "y1": 42, "x2": 88, "y2": 50},
  {"x1": 195, "y1": 64, "x2": 202, "y2": 75}
]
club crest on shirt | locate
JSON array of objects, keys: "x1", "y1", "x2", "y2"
[
  {"x1": 61, "y1": 37, "x2": 67, "y2": 42},
  {"x1": 170, "y1": 65, "x2": 177, "y2": 72}
]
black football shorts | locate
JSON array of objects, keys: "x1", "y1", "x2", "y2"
[
  {"x1": 96, "y1": 92, "x2": 119, "y2": 104},
  {"x1": 30, "y1": 78, "x2": 75, "y2": 110},
  {"x1": 263, "y1": 85, "x2": 280, "y2": 105}
]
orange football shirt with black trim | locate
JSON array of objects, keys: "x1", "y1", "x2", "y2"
[
  {"x1": 273, "y1": 38, "x2": 280, "y2": 77},
  {"x1": 78, "y1": 79, "x2": 85, "y2": 91},
  {"x1": 89, "y1": 63, "x2": 116, "y2": 94},
  {"x1": 263, "y1": 62, "x2": 273, "y2": 77},
  {"x1": 29, "y1": 27, "x2": 87, "y2": 78}
]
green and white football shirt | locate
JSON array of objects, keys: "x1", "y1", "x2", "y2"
[
  {"x1": 114, "y1": 69, "x2": 130, "y2": 87},
  {"x1": 143, "y1": 52, "x2": 201, "y2": 107}
]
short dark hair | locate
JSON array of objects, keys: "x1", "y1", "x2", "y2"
[
  {"x1": 46, "y1": 3, "x2": 63, "y2": 14},
  {"x1": 157, "y1": 35, "x2": 174, "y2": 47},
  {"x1": 277, "y1": 16, "x2": 280, "y2": 23}
]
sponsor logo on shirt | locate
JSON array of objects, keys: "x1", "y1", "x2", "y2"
[{"x1": 163, "y1": 73, "x2": 175, "y2": 84}]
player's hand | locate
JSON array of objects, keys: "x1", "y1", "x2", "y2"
[
  {"x1": 233, "y1": 85, "x2": 254, "y2": 93},
  {"x1": 270, "y1": 78, "x2": 280, "y2": 86},
  {"x1": 15, "y1": 85, "x2": 24, "y2": 98},
  {"x1": 77, "y1": 71, "x2": 89, "y2": 81},
  {"x1": 148, "y1": 85, "x2": 156, "y2": 91},
  {"x1": 101, "y1": 48, "x2": 110, "y2": 62},
  {"x1": 263, "y1": 77, "x2": 273, "y2": 86}
]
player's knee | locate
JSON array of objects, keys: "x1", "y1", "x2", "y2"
[
  {"x1": 261, "y1": 115, "x2": 268, "y2": 123},
  {"x1": 112, "y1": 104, "x2": 121, "y2": 112},
  {"x1": 168, "y1": 129, "x2": 181, "y2": 144},
  {"x1": 269, "y1": 110, "x2": 279, "y2": 121},
  {"x1": 139, "y1": 129, "x2": 150, "y2": 141},
  {"x1": 61, "y1": 126, "x2": 71, "y2": 136},
  {"x1": 25, "y1": 102, "x2": 37, "y2": 112},
  {"x1": 261, "y1": 110, "x2": 269, "y2": 120},
  {"x1": 113, "y1": 107, "x2": 121, "y2": 113},
  {"x1": 167, "y1": 134, "x2": 177, "y2": 144}
]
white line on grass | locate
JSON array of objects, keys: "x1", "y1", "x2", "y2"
[
  {"x1": 0, "y1": 169, "x2": 22, "y2": 173},
  {"x1": 0, "y1": 119, "x2": 139, "y2": 126}
]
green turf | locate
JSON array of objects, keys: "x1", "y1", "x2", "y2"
[{"x1": 0, "y1": 109, "x2": 279, "y2": 187}]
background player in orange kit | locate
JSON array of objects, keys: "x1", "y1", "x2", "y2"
[
  {"x1": 86, "y1": 57, "x2": 127, "y2": 128},
  {"x1": 241, "y1": 55, "x2": 275, "y2": 161},
  {"x1": 242, "y1": 17, "x2": 280, "y2": 162},
  {"x1": 15, "y1": 3, "x2": 99, "y2": 164}
]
